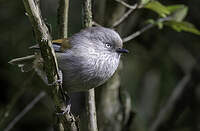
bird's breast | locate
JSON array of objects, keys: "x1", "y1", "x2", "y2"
[
  {"x1": 86, "y1": 52, "x2": 120, "y2": 83},
  {"x1": 59, "y1": 51, "x2": 120, "y2": 92}
]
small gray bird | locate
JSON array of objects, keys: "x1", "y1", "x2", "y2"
[{"x1": 9, "y1": 27, "x2": 128, "y2": 92}]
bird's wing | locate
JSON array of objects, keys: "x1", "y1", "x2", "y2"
[
  {"x1": 52, "y1": 38, "x2": 71, "y2": 52},
  {"x1": 29, "y1": 38, "x2": 71, "y2": 52}
]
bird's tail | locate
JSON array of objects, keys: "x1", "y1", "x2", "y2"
[{"x1": 8, "y1": 55, "x2": 36, "y2": 72}]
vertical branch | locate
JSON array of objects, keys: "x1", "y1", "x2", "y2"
[
  {"x1": 83, "y1": 0, "x2": 93, "y2": 27},
  {"x1": 83, "y1": 0, "x2": 98, "y2": 131},
  {"x1": 57, "y1": 1, "x2": 79, "y2": 131},
  {"x1": 96, "y1": 1, "x2": 133, "y2": 131},
  {"x1": 22, "y1": 0, "x2": 78, "y2": 131},
  {"x1": 85, "y1": 89, "x2": 98, "y2": 131},
  {"x1": 57, "y1": 0, "x2": 69, "y2": 38}
]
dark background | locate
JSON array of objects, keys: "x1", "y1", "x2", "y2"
[{"x1": 0, "y1": 0, "x2": 200, "y2": 131}]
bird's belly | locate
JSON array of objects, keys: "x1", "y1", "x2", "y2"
[
  {"x1": 62, "y1": 68, "x2": 108, "y2": 92},
  {"x1": 58, "y1": 53, "x2": 119, "y2": 92}
]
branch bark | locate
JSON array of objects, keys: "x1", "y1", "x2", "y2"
[
  {"x1": 57, "y1": 0, "x2": 69, "y2": 38},
  {"x1": 149, "y1": 59, "x2": 200, "y2": 131},
  {"x1": 85, "y1": 89, "x2": 98, "y2": 131},
  {"x1": 96, "y1": 1, "x2": 133, "y2": 131},
  {"x1": 83, "y1": 0, "x2": 98, "y2": 131},
  {"x1": 22, "y1": 0, "x2": 78, "y2": 131}
]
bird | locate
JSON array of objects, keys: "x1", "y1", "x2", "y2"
[{"x1": 9, "y1": 26, "x2": 128, "y2": 92}]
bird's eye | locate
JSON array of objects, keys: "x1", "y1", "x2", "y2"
[{"x1": 105, "y1": 43, "x2": 112, "y2": 48}]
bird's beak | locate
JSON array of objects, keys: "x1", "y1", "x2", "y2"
[{"x1": 116, "y1": 48, "x2": 129, "y2": 53}]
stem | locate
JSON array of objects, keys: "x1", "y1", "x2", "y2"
[
  {"x1": 112, "y1": 0, "x2": 139, "y2": 28},
  {"x1": 0, "y1": 72, "x2": 35, "y2": 129},
  {"x1": 83, "y1": 0, "x2": 98, "y2": 131},
  {"x1": 122, "y1": 23, "x2": 154, "y2": 43},
  {"x1": 149, "y1": 75, "x2": 191, "y2": 131},
  {"x1": 83, "y1": 0, "x2": 93, "y2": 27},
  {"x1": 115, "y1": 0, "x2": 138, "y2": 9},
  {"x1": 86, "y1": 89, "x2": 98, "y2": 131},
  {"x1": 150, "y1": 59, "x2": 200, "y2": 131},
  {"x1": 4, "y1": 92, "x2": 46, "y2": 131},
  {"x1": 58, "y1": 0, "x2": 69, "y2": 38},
  {"x1": 123, "y1": 17, "x2": 172, "y2": 43},
  {"x1": 22, "y1": 0, "x2": 78, "y2": 130},
  {"x1": 112, "y1": 8, "x2": 135, "y2": 28}
]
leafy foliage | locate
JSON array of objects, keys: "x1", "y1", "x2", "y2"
[
  {"x1": 140, "y1": 0, "x2": 151, "y2": 5},
  {"x1": 144, "y1": 1, "x2": 170, "y2": 17},
  {"x1": 165, "y1": 21, "x2": 200, "y2": 35},
  {"x1": 143, "y1": 1, "x2": 200, "y2": 35},
  {"x1": 167, "y1": 5, "x2": 188, "y2": 22}
]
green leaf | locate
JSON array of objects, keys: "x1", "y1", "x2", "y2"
[
  {"x1": 145, "y1": 19, "x2": 156, "y2": 24},
  {"x1": 144, "y1": 1, "x2": 170, "y2": 17},
  {"x1": 140, "y1": 0, "x2": 150, "y2": 5},
  {"x1": 157, "y1": 22, "x2": 163, "y2": 29},
  {"x1": 146, "y1": 19, "x2": 163, "y2": 29},
  {"x1": 165, "y1": 21, "x2": 200, "y2": 35},
  {"x1": 167, "y1": 5, "x2": 185, "y2": 12},
  {"x1": 167, "y1": 5, "x2": 188, "y2": 21}
]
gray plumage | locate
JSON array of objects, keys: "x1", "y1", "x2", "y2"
[{"x1": 9, "y1": 27, "x2": 128, "y2": 92}]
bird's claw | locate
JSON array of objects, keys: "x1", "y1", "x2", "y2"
[
  {"x1": 56, "y1": 104, "x2": 71, "y2": 115},
  {"x1": 48, "y1": 79, "x2": 62, "y2": 86}
]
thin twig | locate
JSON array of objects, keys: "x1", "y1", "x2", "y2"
[
  {"x1": 112, "y1": 8, "x2": 135, "y2": 28},
  {"x1": 92, "y1": 21, "x2": 102, "y2": 27},
  {"x1": 150, "y1": 75, "x2": 191, "y2": 131},
  {"x1": 56, "y1": 0, "x2": 71, "y2": 130},
  {"x1": 0, "y1": 72, "x2": 35, "y2": 129},
  {"x1": 122, "y1": 17, "x2": 172, "y2": 43},
  {"x1": 83, "y1": 0, "x2": 98, "y2": 131},
  {"x1": 4, "y1": 91, "x2": 46, "y2": 131},
  {"x1": 122, "y1": 23, "x2": 154, "y2": 42},
  {"x1": 112, "y1": 0, "x2": 139, "y2": 28},
  {"x1": 149, "y1": 58, "x2": 200, "y2": 131},
  {"x1": 113, "y1": 0, "x2": 150, "y2": 28},
  {"x1": 22, "y1": 0, "x2": 78, "y2": 131},
  {"x1": 115, "y1": 0, "x2": 138, "y2": 9},
  {"x1": 57, "y1": 0, "x2": 69, "y2": 38}
]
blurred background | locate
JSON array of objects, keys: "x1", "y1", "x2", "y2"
[{"x1": 0, "y1": 0, "x2": 200, "y2": 131}]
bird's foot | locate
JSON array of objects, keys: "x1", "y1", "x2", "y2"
[
  {"x1": 48, "y1": 70, "x2": 63, "y2": 86},
  {"x1": 56, "y1": 91, "x2": 71, "y2": 115},
  {"x1": 48, "y1": 79, "x2": 62, "y2": 86},
  {"x1": 56, "y1": 104, "x2": 71, "y2": 115}
]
